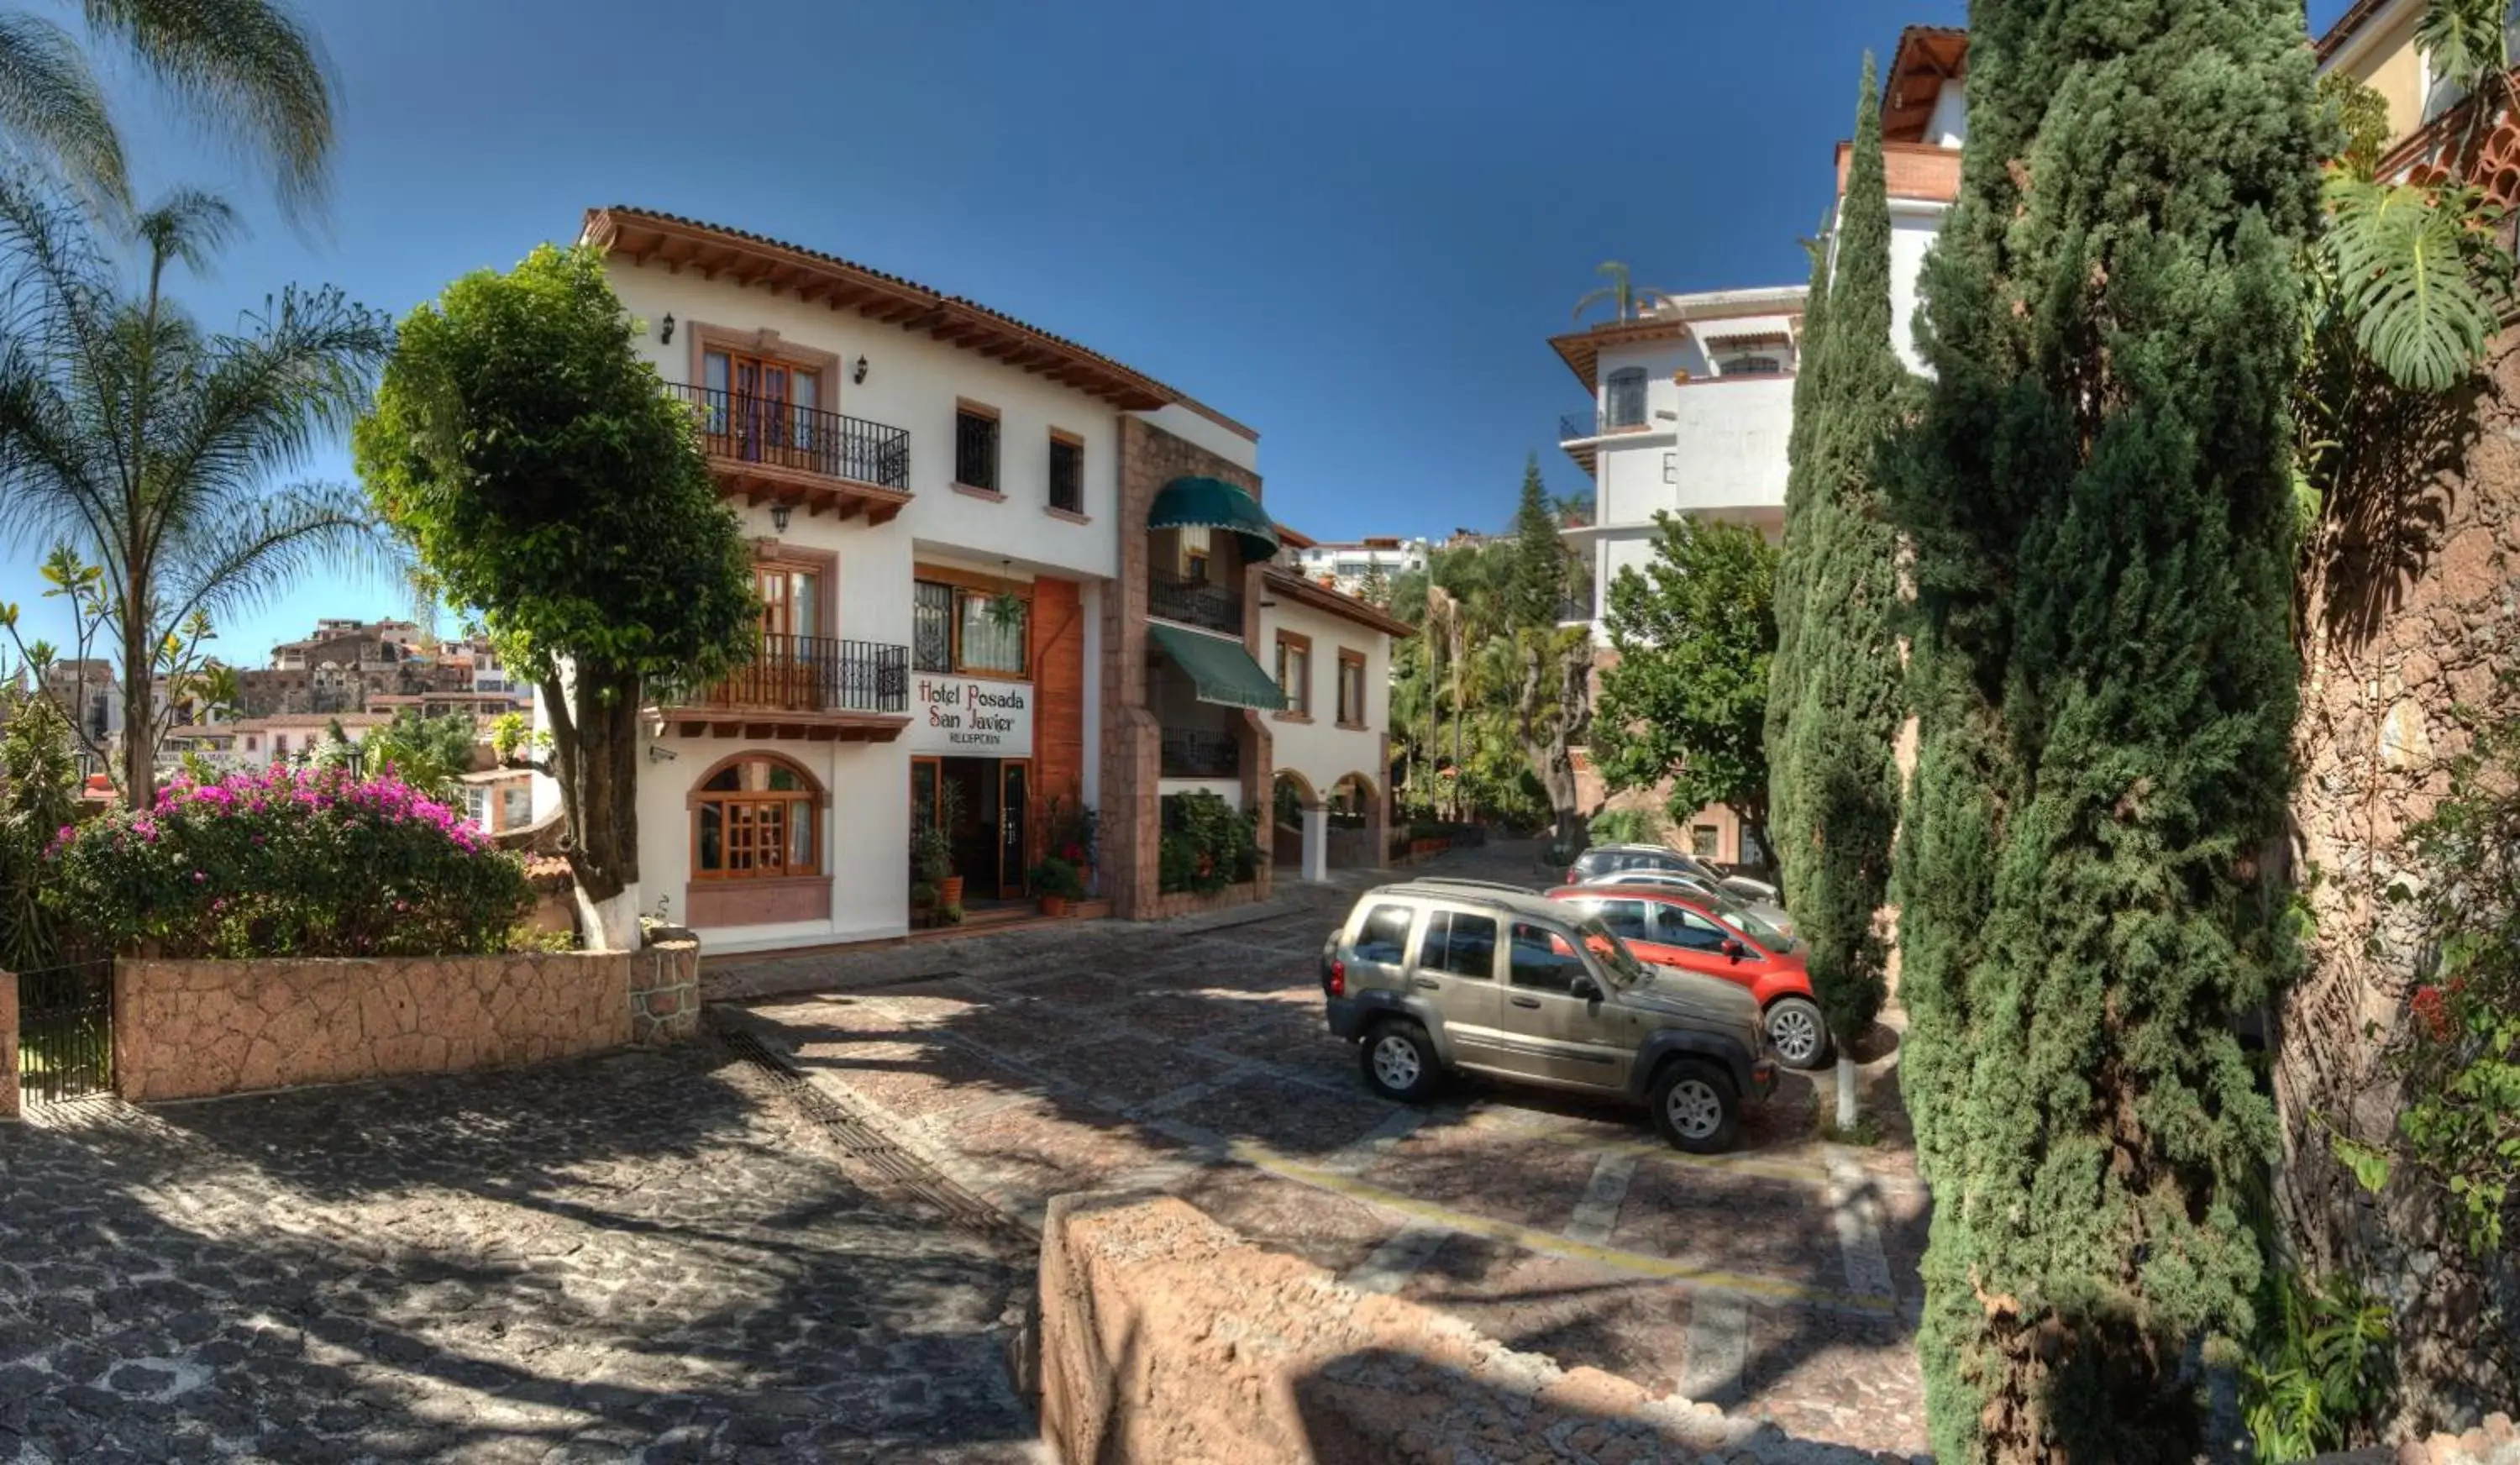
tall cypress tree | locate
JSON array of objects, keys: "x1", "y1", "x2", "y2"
[
  {"x1": 1770, "y1": 55, "x2": 1907, "y2": 1107},
  {"x1": 1765, "y1": 164, "x2": 1836, "y2": 876},
  {"x1": 1505, "y1": 452, "x2": 1567, "y2": 629},
  {"x1": 1891, "y1": 3, "x2": 2313, "y2": 1460}
]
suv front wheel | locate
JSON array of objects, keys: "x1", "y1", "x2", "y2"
[
  {"x1": 1650, "y1": 1058, "x2": 1741, "y2": 1153},
  {"x1": 1360, "y1": 1021, "x2": 1442, "y2": 1103}
]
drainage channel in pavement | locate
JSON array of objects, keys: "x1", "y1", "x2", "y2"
[{"x1": 715, "y1": 1021, "x2": 1032, "y2": 1247}]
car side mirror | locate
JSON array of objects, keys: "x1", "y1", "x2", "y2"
[
  {"x1": 1720, "y1": 938, "x2": 1746, "y2": 961},
  {"x1": 1571, "y1": 972, "x2": 1602, "y2": 1000}
]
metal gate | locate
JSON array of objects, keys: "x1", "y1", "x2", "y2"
[{"x1": 18, "y1": 958, "x2": 113, "y2": 1104}]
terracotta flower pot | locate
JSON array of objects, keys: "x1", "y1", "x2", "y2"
[
  {"x1": 938, "y1": 875, "x2": 964, "y2": 907},
  {"x1": 1039, "y1": 895, "x2": 1070, "y2": 918}
]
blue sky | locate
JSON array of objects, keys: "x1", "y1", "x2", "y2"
[{"x1": 10, "y1": 0, "x2": 2362, "y2": 663}]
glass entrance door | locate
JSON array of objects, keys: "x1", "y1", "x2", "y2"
[{"x1": 998, "y1": 760, "x2": 1029, "y2": 895}]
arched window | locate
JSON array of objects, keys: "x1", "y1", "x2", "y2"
[
  {"x1": 1604, "y1": 368, "x2": 1648, "y2": 429},
  {"x1": 692, "y1": 754, "x2": 821, "y2": 880},
  {"x1": 1718, "y1": 355, "x2": 1782, "y2": 376}
]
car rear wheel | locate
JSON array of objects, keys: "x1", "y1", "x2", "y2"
[
  {"x1": 1764, "y1": 997, "x2": 1831, "y2": 1070},
  {"x1": 1360, "y1": 1021, "x2": 1441, "y2": 1103},
  {"x1": 1649, "y1": 1058, "x2": 1741, "y2": 1153}
]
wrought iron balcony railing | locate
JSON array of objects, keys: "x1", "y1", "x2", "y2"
[
  {"x1": 1147, "y1": 570, "x2": 1242, "y2": 635},
  {"x1": 672, "y1": 634, "x2": 910, "y2": 716},
  {"x1": 1161, "y1": 728, "x2": 1239, "y2": 779},
  {"x1": 1560, "y1": 407, "x2": 1651, "y2": 441},
  {"x1": 670, "y1": 383, "x2": 911, "y2": 491}
]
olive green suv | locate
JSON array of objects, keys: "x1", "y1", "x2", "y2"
[{"x1": 1320, "y1": 881, "x2": 1776, "y2": 1153}]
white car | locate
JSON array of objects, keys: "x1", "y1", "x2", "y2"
[{"x1": 1581, "y1": 869, "x2": 1797, "y2": 943}]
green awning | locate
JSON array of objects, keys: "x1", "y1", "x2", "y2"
[
  {"x1": 1149, "y1": 622, "x2": 1288, "y2": 711},
  {"x1": 1147, "y1": 476, "x2": 1279, "y2": 560}
]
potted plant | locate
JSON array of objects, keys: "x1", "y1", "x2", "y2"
[
  {"x1": 918, "y1": 779, "x2": 965, "y2": 909},
  {"x1": 1028, "y1": 856, "x2": 1084, "y2": 917}
]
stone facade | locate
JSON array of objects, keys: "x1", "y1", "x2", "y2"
[
  {"x1": 1037, "y1": 1192, "x2": 1880, "y2": 1465},
  {"x1": 2278, "y1": 334, "x2": 2520, "y2": 1424},
  {"x1": 1106, "y1": 415, "x2": 1274, "y2": 920},
  {"x1": 111, "y1": 948, "x2": 680, "y2": 1104}
]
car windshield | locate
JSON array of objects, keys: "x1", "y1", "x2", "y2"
[{"x1": 1574, "y1": 916, "x2": 1649, "y2": 985}]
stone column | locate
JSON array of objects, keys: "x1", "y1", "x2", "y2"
[{"x1": 1300, "y1": 806, "x2": 1329, "y2": 884}]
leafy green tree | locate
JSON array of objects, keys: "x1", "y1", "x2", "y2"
[
  {"x1": 1888, "y1": 3, "x2": 2314, "y2": 1457},
  {"x1": 0, "y1": 0, "x2": 335, "y2": 219},
  {"x1": 356, "y1": 244, "x2": 757, "y2": 949},
  {"x1": 0, "y1": 183, "x2": 390, "y2": 807},
  {"x1": 0, "y1": 681, "x2": 76, "y2": 969},
  {"x1": 1768, "y1": 55, "x2": 1908, "y2": 1120},
  {"x1": 1591, "y1": 513, "x2": 1777, "y2": 867},
  {"x1": 364, "y1": 708, "x2": 477, "y2": 799}
]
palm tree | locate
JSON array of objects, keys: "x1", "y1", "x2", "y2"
[
  {"x1": 0, "y1": 0, "x2": 335, "y2": 219},
  {"x1": 1571, "y1": 260, "x2": 1675, "y2": 325},
  {"x1": 0, "y1": 179, "x2": 391, "y2": 807}
]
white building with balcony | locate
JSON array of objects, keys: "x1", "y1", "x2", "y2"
[
  {"x1": 1548, "y1": 26, "x2": 1966, "y2": 865},
  {"x1": 1551, "y1": 285, "x2": 1807, "y2": 642},
  {"x1": 533, "y1": 207, "x2": 1366, "y2": 955}
]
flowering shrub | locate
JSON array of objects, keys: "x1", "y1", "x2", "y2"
[{"x1": 47, "y1": 766, "x2": 533, "y2": 958}]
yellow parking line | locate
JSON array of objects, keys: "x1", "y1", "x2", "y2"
[{"x1": 1232, "y1": 1141, "x2": 1901, "y2": 1316}]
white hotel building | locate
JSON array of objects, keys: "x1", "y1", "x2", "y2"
[{"x1": 533, "y1": 207, "x2": 1399, "y2": 954}]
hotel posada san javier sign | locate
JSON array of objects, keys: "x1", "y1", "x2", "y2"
[{"x1": 906, "y1": 676, "x2": 1035, "y2": 757}]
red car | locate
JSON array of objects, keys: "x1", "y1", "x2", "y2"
[{"x1": 1546, "y1": 885, "x2": 1831, "y2": 1069}]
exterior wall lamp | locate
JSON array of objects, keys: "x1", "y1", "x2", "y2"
[
  {"x1": 659, "y1": 312, "x2": 675, "y2": 344},
  {"x1": 647, "y1": 743, "x2": 678, "y2": 764},
  {"x1": 769, "y1": 502, "x2": 793, "y2": 534},
  {"x1": 853, "y1": 354, "x2": 869, "y2": 385}
]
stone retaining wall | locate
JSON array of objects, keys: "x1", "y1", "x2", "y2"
[
  {"x1": 114, "y1": 939, "x2": 697, "y2": 1104},
  {"x1": 1037, "y1": 1193, "x2": 1875, "y2": 1465}
]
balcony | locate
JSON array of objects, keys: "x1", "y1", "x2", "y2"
[
  {"x1": 669, "y1": 383, "x2": 913, "y2": 525},
  {"x1": 1161, "y1": 728, "x2": 1240, "y2": 779},
  {"x1": 655, "y1": 633, "x2": 913, "y2": 742},
  {"x1": 1147, "y1": 569, "x2": 1244, "y2": 637},
  {"x1": 1558, "y1": 407, "x2": 1652, "y2": 476}
]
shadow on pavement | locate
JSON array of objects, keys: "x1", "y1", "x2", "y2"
[{"x1": 0, "y1": 1043, "x2": 1039, "y2": 1461}]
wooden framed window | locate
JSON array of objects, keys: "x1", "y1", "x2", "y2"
[
  {"x1": 1047, "y1": 431, "x2": 1084, "y2": 514},
  {"x1": 1336, "y1": 649, "x2": 1367, "y2": 727},
  {"x1": 954, "y1": 403, "x2": 1000, "y2": 491},
  {"x1": 1275, "y1": 632, "x2": 1312, "y2": 717},
  {"x1": 702, "y1": 349, "x2": 822, "y2": 467},
  {"x1": 693, "y1": 754, "x2": 822, "y2": 881},
  {"x1": 914, "y1": 576, "x2": 1030, "y2": 678}
]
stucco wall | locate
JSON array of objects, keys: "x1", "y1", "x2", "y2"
[
  {"x1": 1257, "y1": 594, "x2": 1389, "y2": 803},
  {"x1": 113, "y1": 952, "x2": 639, "y2": 1103},
  {"x1": 1037, "y1": 1193, "x2": 1851, "y2": 1464},
  {"x1": 607, "y1": 260, "x2": 1127, "y2": 582}
]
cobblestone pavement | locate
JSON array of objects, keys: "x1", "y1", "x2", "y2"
[
  {"x1": 719, "y1": 841, "x2": 1932, "y2": 1460},
  {"x1": 0, "y1": 1045, "x2": 1040, "y2": 1464}
]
